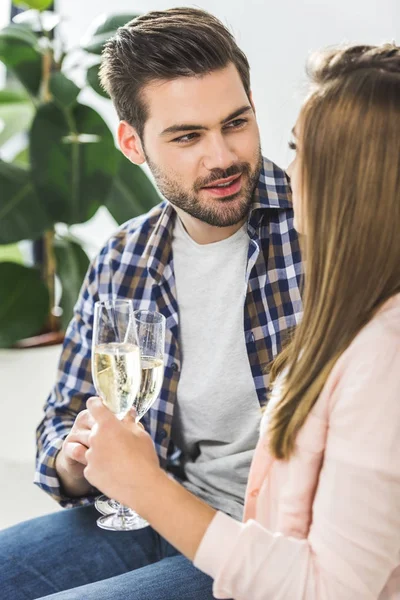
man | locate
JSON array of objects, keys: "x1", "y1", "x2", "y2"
[{"x1": 0, "y1": 8, "x2": 302, "y2": 600}]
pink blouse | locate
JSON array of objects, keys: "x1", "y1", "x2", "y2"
[{"x1": 195, "y1": 294, "x2": 400, "y2": 599}]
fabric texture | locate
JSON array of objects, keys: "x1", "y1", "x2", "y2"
[
  {"x1": 171, "y1": 218, "x2": 262, "y2": 519},
  {"x1": 0, "y1": 505, "x2": 218, "y2": 600},
  {"x1": 35, "y1": 157, "x2": 303, "y2": 507}
]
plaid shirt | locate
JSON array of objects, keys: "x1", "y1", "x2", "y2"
[{"x1": 35, "y1": 157, "x2": 303, "y2": 507}]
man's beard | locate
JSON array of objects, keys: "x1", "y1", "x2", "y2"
[{"x1": 146, "y1": 148, "x2": 263, "y2": 227}]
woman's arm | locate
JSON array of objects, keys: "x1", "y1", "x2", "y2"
[
  {"x1": 84, "y1": 400, "x2": 216, "y2": 560},
  {"x1": 137, "y1": 470, "x2": 216, "y2": 561},
  {"x1": 85, "y1": 333, "x2": 400, "y2": 600}
]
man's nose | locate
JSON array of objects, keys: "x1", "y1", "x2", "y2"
[{"x1": 202, "y1": 134, "x2": 238, "y2": 171}]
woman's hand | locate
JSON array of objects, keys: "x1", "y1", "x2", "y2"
[{"x1": 84, "y1": 397, "x2": 162, "y2": 511}]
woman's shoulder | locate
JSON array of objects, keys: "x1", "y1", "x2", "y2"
[
  {"x1": 341, "y1": 293, "x2": 400, "y2": 365},
  {"x1": 324, "y1": 293, "x2": 400, "y2": 413},
  {"x1": 357, "y1": 292, "x2": 400, "y2": 338}
]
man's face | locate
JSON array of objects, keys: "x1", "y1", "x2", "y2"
[{"x1": 140, "y1": 63, "x2": 262, "y2": 227}]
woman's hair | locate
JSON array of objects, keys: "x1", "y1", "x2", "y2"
[{"x1": 269, "y1": 43, "x2": 400, "y2": 460}]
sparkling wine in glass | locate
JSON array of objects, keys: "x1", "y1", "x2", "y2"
[
  {"x1": 93, "y1": 307, "x2": 166, "y2": 530},
  {"x1": 92, "y1": 299, "x2": 141, "y2": 531}
]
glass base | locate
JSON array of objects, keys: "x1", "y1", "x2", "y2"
[
  {"x1": 96, "y1": 512, "x2": 149, "y2": 531},
  {"x1": 95, "y1": 495, "x2": 119, "y2": 516}
]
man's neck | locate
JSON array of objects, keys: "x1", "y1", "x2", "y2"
[{"x1": 175, "y1": 208, "x2": 246, "y2": 245}]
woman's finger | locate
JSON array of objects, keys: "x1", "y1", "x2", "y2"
[{"x1": 87, "y1": 397, "x2": 113, "y2": 424}]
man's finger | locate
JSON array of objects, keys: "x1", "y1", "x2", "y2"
[
  {"x1": 76, "y1": 409, "x2": 96, "y2": 429},
  {"x1": 64, "y1": 442, "x2": 87, "y2": 465},
  {"x1": 67, "y1": 429, "x2": 91, "y2": 448}
]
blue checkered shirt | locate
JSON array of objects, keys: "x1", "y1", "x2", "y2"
[{"x1": 35, "y1": 157, "x2": 303, "y2": 507}]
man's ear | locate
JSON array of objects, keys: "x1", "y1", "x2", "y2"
[{"x1": 117, "y1": 120, "x2": 146, "y2": 165}]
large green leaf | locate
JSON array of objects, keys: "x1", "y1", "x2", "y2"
[
  {"x1": 0, "y1": 23, "x2": 40, "y2": 49},
  {"x1": 0, "y1": 88, "x2": 35, "y2": 146},
  {"x1": 82, "y1": 13, "x2": 140, "y2": 54},
  {"x1": 86, "y1": 63, "x2": 108, "y2": 98},
  {"x1": 0, "y1": 25, "x2": 42, "y2": 96},
  {"x1": 0, "y1": 243, "x2": 24, "y2": 264},
  {"x1": 0, "y1": 262, "x2": 49, "y2": 348},
  {"x1": 13, "y1": 9, "x2": 60, "y2": 33},
  {"x1": 14, "y1": 0, "x2": 54, "y2": 11},
  {"x1": 30, "y1": 102, "x2": 119, "y2": 225},
  {"x1": 106, "y1": 156, "x2": 160, "y2": 224},
  {"x1": 12, "y1": 145, "x2": 30, "y2": 167},
  {"x1": 50, "y1": 72, "x2": 80, "y2": 109},
  {"x1": 54, "y1": 237, "x2": 89, "y2": 330},
  {"x1": 0, "y1": 160, "x2": 54, "y2": 244}
]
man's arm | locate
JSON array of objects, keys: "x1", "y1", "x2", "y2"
[{"x1": 34, "y1": 253, "x2": 103, "y2": 507}]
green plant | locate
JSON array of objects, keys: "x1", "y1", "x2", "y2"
[{"x1": 0, "y1": 2, "x2": 160, "y2": 348}]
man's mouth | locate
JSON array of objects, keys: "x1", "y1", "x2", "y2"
[{"x1": 201, "y1": 173, "x2": 242, "y2": 198}]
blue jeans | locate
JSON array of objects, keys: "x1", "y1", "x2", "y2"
[{"x1": 0, "y1": 505, "x2": 217, "y2": 600}]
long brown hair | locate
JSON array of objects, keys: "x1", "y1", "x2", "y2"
[{"x1": 269, "y1": 44, "x2": 400, "y2": 460}]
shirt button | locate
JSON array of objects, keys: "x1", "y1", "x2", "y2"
[
  {"x1": 251, "y1": 488, "x2": 259, "y2": 498},
  {"x1": 171, "y1": 362, "x2": 179, "y2": 372}
]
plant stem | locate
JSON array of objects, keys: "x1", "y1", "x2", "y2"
[
  {"x1": 44, "y1": 228, "x2": 58, "y2": 332},
  {"x1": 41, "y1": 44, "x2": 53, "y2": 103},
  {"x1": 39, "y1": 29, "x2": 58, "y2": 332},
  {"x1": 65, "y1": 109, "x2": 80, "y2": 221}
]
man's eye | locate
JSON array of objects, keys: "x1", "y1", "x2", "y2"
[
  {"x1": 172, "y1": 133, "x2": 199, "y2": 144},
  {"x1": 288, "y1": 140, "x2": 297, "y2": 151},
  {"x1": 225, "y1": 118, "x2": 247, "y2": 129}
]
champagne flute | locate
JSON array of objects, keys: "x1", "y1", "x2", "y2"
[
  {"x1": 93, "y1": 307, "x2": 166, "y2": 530},
  {"x1": 91, "y1": 299, "x2": 142, "y2": 531}
]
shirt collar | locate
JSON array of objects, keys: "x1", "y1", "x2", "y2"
[
  {"x1": 143, "y1": 157, "x2": 292, "y2": 282},
  {"x1": 251, "y1": 156, "x2": 292, "y2": 212}
]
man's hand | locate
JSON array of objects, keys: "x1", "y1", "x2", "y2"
[
  {"x1": 55, "y1": 408, "x2": 96, "y2": 497},
  {"x1": 84, "y1": 397, "x2": 161, "y2": 512}
]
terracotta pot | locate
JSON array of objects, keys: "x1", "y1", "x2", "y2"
[{"x1": 14, "y1": 331, "x2": 65, "y2": 349}]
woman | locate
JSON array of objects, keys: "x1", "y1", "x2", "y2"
[{"x1": 84, "y1": 43, "x2": 400, "y2": 599}]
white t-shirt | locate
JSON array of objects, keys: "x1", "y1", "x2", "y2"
[{"x1": 171, "y1": 216, "x2": 262, "y2": 520}]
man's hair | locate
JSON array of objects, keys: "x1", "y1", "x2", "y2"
[{"x1": 100, "y1": 7, "x2": 251, "y2": 139}]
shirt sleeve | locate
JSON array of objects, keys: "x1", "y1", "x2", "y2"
[
  {"x1": 34, "y1": 250, "x2": 107, "y2": 508},
  {"x1": 194, "y1": 330, "x2": 400, "y2": 599}
]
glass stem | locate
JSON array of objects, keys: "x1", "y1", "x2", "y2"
[{"x1": 116, "y1": 504, "x2": 132, "y2": 522}]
